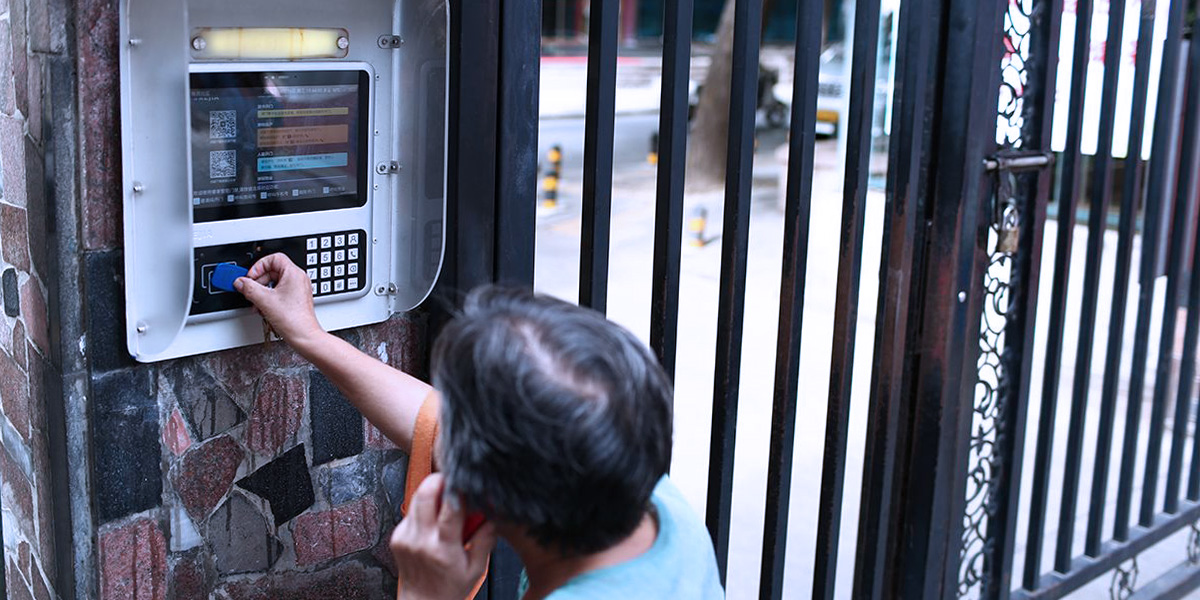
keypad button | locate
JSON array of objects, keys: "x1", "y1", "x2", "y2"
[
  {"x1": 320, "y1": 281, "x2": 331, "y2": 294},
  {"x1": 348, "y1": 263, "x2": 358, "y2": 275},
  {"x1": 334, "y1": 234, "x2": 346, "y2": 247},
  {"x1": 312, "y1": 283, "x2": 318, "y2": 295},
  {"x1": 306, "y1": 238, "x2": 318, "y2": 251},
  {"x1": 306, "y1": 253, "x2": 318, "y2": 266},
  {"x1": 334, "y1": 264, "x2": 345, "y2": 277},
  {"x1": 334, "y1": 250, "x2": 345, "y2": 262},
  {"x1": 306, "y1": 268, "x2": 317, "y2": 280},
  {"x1": 320, "y1": 266, "x2": 331, "y2": 279},
  {"x1": 334, "y1": 279, "x2": 346, "y2": 292},
  {"x1": 320, "y1": 251, "x2": 332, "y2": 264},
  {"x1": 348, "y1": 277, "x2": 359, "y2": 290},
  {"x1": 320, "y1": 236, "x2": 332, "y2": 249},
  {"x1": 348, "y1": 248, "x2": 359, "y2": 260},
  {"x1": 348, "y1": 233, "x2": 359, "y2": 245}
]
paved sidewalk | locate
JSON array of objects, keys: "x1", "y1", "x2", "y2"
[{"x1": 537, "y1": 45, "x2": 796, "y2": 120}]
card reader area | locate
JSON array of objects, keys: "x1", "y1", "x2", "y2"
[{"x1": 192, "y1": 229, "x2": 367, "y2": 316}]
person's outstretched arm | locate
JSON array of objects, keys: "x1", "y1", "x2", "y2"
[{"x1": 235, "y1": 253, "x2": 431, "y2": 454}]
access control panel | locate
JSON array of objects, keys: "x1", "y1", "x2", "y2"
[
  {"x1": 193, "y1": 230, "x2": 367, "y2": 314},
  {"x1": 119, "y1": 0, "x2": 448, "y2": 361}
]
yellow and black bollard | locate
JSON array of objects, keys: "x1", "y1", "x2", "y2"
[
  {"x1": 687, "y1": 206, "x2": 708, "y2": 247},
  {"x1": 648, "y1": 132, "x2": 659, "y2": 165},
  {"x1": 542, "y1": 144, "x2": 563, "y2": 209}
]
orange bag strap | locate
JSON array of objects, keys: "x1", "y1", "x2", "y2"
[
  {"x1": 402, "y1": 391, "x2": 441, "y2": 516},
  {"x1": 399, "y1": 391, "x2": 488, "y2": 600}
]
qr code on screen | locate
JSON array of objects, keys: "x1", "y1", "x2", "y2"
[
  {"x1": 209, "y1": 150, "x2": 236, "y2": 179},
  {"x1": 209, "y1": 110, "x2": 237, "y2": 140}
]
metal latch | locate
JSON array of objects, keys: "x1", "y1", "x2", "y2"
[{"x1": 986, "y1": 151, "x2": 1055, "y2": 254}]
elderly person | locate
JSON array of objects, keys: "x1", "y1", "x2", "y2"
[{"x1": 236, "y1": 254, "x2": 723, "y2": 600}]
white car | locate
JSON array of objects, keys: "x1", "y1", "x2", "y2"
[{"x1": 772, "y1": 44, "x2": 845, "y2": 138}]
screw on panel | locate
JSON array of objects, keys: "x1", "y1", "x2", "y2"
[
  {"x1": 129, "y1": 38, "x2": 142, "y2": 46},
  {"x1": 191, "y1": 37, "x2": 207, "y2": 51},
  {"x1": 336, "y1": 36, "x2": 350, "y2": 50},
  {"x1": 136, "y1": 322, "x2": 148, "y2": 334},
  {"x1": 132, "y1": 182, "x2": 145, "y2": 194}
]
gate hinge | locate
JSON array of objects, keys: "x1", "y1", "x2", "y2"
[{"x1": 984, "y1": 151, "x2": 1055, "y2": 173}]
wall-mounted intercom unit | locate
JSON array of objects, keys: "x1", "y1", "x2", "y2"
[{"x1": 119, "y1": 0, "x2": 447, "y2": 361}]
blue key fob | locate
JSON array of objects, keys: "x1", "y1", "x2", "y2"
[{"x1": 211, "y1": 263, "x2": 249, "y2": 293}]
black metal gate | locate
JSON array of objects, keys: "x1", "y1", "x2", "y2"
[{"x1": 438, "y1": 0, "x2": 1200, "y2": 598}]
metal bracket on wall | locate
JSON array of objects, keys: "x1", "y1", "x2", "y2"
[
  {"x1": 375, "y1": 161, "x2": 401, "y2": 175},
  {"x1": 377, "y1": 35, "x2": 403, "y2": 49}
]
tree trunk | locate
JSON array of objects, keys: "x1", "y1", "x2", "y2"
[
  {"x1": 685, "y1": 0, "x2": 774, "y2": 191},
  {"x1": 686, "y1": 1, "x2": 737, "y2": 191}
]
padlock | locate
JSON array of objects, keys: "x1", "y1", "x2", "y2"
[{"x1": 997, "y1": 202, "x2": 1020, "y2": 254}]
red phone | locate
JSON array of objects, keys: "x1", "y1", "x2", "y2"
[{"x1": 463, "y1": 512, "x2": 487, "y2": 543}]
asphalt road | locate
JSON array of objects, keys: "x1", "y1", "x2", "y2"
[{"x1": 537, "y1": 113, "x2": 663, "y2": 184}]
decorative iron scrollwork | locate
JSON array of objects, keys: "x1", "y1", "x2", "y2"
[
  {"x1": 1109, "y1": 557, "x2": 1139, "y2": 600},
  {"x1": 958, "y1": 1, "x2": 1033, "y2": 596},
  {"x1": 1189, "y1": 521, "x2": 1200, "y2": 565},
  {"x1": 996, "y1": 0, "x2": 1034, "y2": 147}
]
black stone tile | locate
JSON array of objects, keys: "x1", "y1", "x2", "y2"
[
  {"x1": 318, "y1": 455, "x2": 373, "y2": 507},
  {"x1": 92, "y1": 366, "x2": 162, "y2": 523},
  {"x1": 236, "y1": 444, "x2": 313, "y2": 526},
  {"x1": 24, "y1": 137, "x2": 48, "y2": 279},
  {"x1": 206, "y1": 492, "x2": 282, "y2": 574},
  {"x1": 381, "y1": 454, "x2": 409, "y2": 523},
  {"x1": 308, "y1": 371, "x2": 362, "y2": 465},
  {"x1": 83, "y1": 250, "x2": 135, "y2": 372},
  {"x1": 2, "y1": 268, "x2": 17, "y2": 317},
  {"x1": 162, "y1": 359, "x2": 244, "y2": 441}
]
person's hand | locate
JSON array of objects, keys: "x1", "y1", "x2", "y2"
[
  {"x1": 234, "y1": 253, "x2": 323, "y2": 346},
  {"x1": 392, "y1": 473, "x2": 496, "y2": 600}
]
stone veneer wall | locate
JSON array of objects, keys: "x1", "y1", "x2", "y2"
[
  {"x1": 0, "y1": 0, "x2": 66, "y2": 597},
  {"x1": 0, "y1": 0, "x2": 430, "y2": 597}
]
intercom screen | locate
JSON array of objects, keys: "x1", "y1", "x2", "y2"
[{"x1": 189, "y1": 70, "x2": 369, "y2": 223}]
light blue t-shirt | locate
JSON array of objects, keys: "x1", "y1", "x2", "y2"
[{"x1": 522, "y1": 476, "x2": 725, "y2": 599}]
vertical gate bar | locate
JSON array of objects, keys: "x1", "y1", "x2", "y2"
[
  {"x1": 649, "y1": 0, "x2": 694, "y2": 381},
  {"x1": 760, "y1": 0, "x2": 822, "y2": 596},
  {"x1": 1141, "y1": 22, "x2": 1200, "y2": 525},
  {"x1": 578, "y1": 0, "x2": 619, "y2": 313},
  {"x1": 440, "y1": 0, "x2": 501, "y2": 299},
  {"x1": 705, "y1": 0, "x2": 763, "y2": 582},
  {"x1": 1115, "y1": 0, "x2": 1185, "y2": 542},
  {"x1": 1141, "y1": 128, "x2": 1196, "y2": 523},
  {"x1": 992, "y1": 0, "x2": 1066, "y2": 593},
  {"x1": 1186, "y1": 211, "x2": 1200, "y2": 501},
  {"x1": 851, "y1": 0, "x2": 934, "y2": 595},
  {"x1": 1054, "y1": 0, "x2": 1127, "y2": 573},
  {"x1": 892, "y1": 0, "x2": 1007, "y2": 594},
  {"x1": 494, "y1": 0, "x2": 541, "y2": 287},
  {"x1": 1086, "y1": 0, "x2": 1157, "y2": 557},
  {"x1": 1154, "y1": 26, "x2": 1200, "y2": 517},
  {"x1": 811, "y1": 0, "x2": 882, "y2": 597},
  {"x1": 1023, "y1": 0, "x2": 1095, "y2": 584}
]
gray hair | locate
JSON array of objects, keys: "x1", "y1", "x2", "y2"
[{"x1": 431, "y1": 286, "x2": 674, "y2": 556}]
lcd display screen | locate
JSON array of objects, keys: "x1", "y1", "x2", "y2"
[{"x1": 189, "y1": 70, "x2": 369, "y2": 223}]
